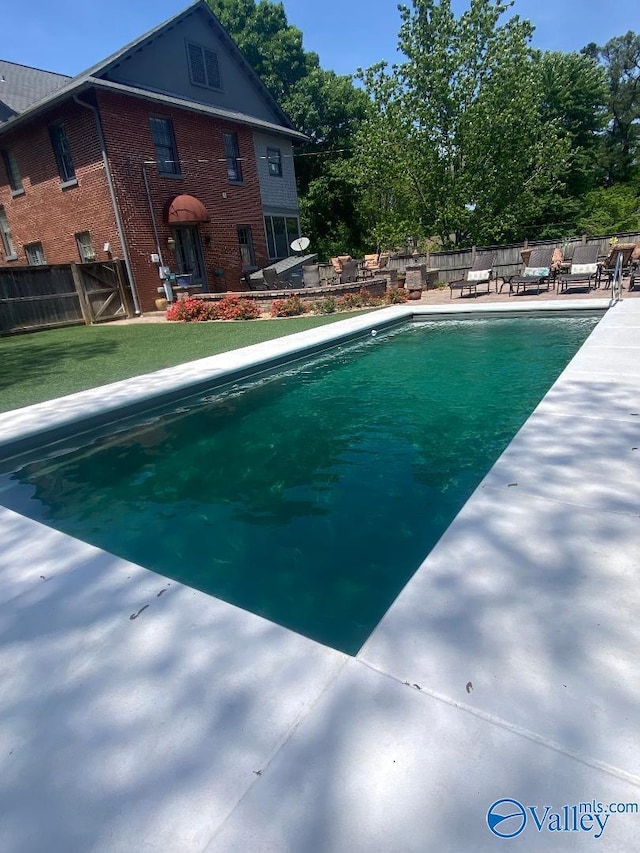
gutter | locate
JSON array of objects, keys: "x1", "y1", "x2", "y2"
[{"x1": 73, "y1": 94, "x2": 141, "y2": 314}]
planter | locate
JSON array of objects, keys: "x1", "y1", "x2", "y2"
[{"x1": 155, "y1": 297, "x2": 169, "y2": 311}]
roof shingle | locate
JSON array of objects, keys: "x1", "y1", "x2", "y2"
[{"x1": 0, "y1": 59, "x2": 70, "y2": 124}]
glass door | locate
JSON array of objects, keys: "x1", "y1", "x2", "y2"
[{"x1": 172, "y1": 225, "x2": 208, "y2": 291}]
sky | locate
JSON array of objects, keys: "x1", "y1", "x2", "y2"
[{"x1": 2, "y1": 0, "x2": 638, "y2": 79}]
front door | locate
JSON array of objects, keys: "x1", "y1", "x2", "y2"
[{"x1": 172, "y1": 225, "x2": 208, "y2": 291}]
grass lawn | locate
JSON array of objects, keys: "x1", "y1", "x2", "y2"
[{"x1": 0, "y1": 313, "x2": 373, "y2": 413}]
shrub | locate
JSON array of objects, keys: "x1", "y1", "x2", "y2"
[
  {"x1": 312, "y1": 296, "x2": 337, "y2": 314},
  {"x1": 166, "y1": 297, "x2": 215, "y2": 322},
  {"x1": 212, "y1": 295, "x2": 261, "y2": 320},
  {"x1": 270, "y1": 294, "x2": 306, "y2": 317},
  {"x1": 383, "y1": 287, "x2": 409, "y2": 304},
  {"x1": 335, "y1": 288, "x2": 383, "y2": 311}
]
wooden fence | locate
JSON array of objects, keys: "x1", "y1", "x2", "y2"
[
  {"x1": 0, "y1": 260, "x2": 134, "y2": 335},
  {"x1": 387, "y1": 231, "x2": 640, "y2": 283}
]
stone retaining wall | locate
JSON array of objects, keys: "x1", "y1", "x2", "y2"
[{"x1": 192, "y1": 277, "x2": 391, "y2": 310}]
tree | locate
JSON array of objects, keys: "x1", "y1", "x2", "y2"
[
  {"x1": 355, "y1": 0, "x2": 571, "y2": 248},
  {"x1": 285, "y1": 68, "x2": 370, "y2": 257},
  {"x1": 529, "y1": 50, "x2": 609, "y2": 236},
  {"x1": 584, "y1": 31, "x2": 640, "y2": 183},
  {"x1": 577, "y1": 182, "x2": 640, "y2": 235}
]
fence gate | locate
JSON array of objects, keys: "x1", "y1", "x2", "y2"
[
  {"x1": 72, "y1": 260, "x2": 134, "y2": 323},
  {"x1": 0, "y1": 260, "x2": 134, "y2": 335}
]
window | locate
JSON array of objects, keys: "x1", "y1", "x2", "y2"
[
  {"x1": 76, "y1": 231, "x2": 95, "y2": 262},
  {"x1": 264, "y1": 215, "x2": 300, "y2": 259},
  {"x1": 25, "y1": 242, "x2": 46, "y2": 266},
  {"x1": 187, "y1": 42, "x2": 222, "y2": 90},
  {"x1": 223, "y1": 132, "x2": 242, "y2": 182},
  {"x1": 49, "y1": 124, "x2": 76, "y2": 183},
  {"x1": 0, "y1": 206, "x2": 17, "y2": 259},
  {"x1": 266, "y1": 147, "x2": 282, "y2": 177},
  {"x1": 237, "y1": 226, "x2": 255, "y2": 268},
  {"x1": 150, "y1": 117, "x2": 180, "y2": 175},
  {"x1": 2, "y1": 149, "x2": 23, "y2": 193}
]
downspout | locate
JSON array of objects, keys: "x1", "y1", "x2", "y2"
[{"x1": 73, "y1": 94, "x2": 141, "y2": 314}]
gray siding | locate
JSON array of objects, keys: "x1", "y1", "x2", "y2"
[
  {"x1": 99, "y1": 6, "x2": 282, "y2": 126},
  {"x1": 253, "y1": 133, "x2": 299, "y2": 213}
]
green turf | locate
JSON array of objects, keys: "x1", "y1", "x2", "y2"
[{"x1": 0, "y1": 313, "x2": 371, "y2": 413}]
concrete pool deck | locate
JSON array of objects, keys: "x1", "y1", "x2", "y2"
[{"x1": 1, "y1": 297, "x2": 639, "y2": 850}]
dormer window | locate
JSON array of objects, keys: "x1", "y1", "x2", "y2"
[{"x1": 187, "y1": 41, "x2": 222, "y2": 90}]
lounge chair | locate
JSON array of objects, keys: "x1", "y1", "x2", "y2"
[
  {"x1": 558, "y1": 244, "x2": 599, "y2": 293},
  {"x1": 597, "y1": 243, "x2": 637, "y2": 288},
  {"x1": 448, "y1": 252, "x2": 494, "y2": 299},
  {"x1": 508, "y1": 245, "x2": 555, "y2": 296}
]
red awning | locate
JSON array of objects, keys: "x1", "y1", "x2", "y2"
[{"x1": 165, "y1": 194, "x2": 210, "y2": 224}]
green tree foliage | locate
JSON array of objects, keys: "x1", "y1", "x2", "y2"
[
  {"x1": 285, "y1": 67, "x2": 370, "y2": 257},
  {"x1": 531, "y1": 50, "x2": 609, "y2": 237},
  {"x1": 584, "y1": 32, "x2": 640, "y2": 184},
  {"x1": 355, "y1": 0, "x2": 572, "y2": 247},
  {"x1": 538, "y1": 51, "x2": 608, "y2": 196},
  {"x1": 577, "y1": 182, "x2": 640, "y2": 235}
]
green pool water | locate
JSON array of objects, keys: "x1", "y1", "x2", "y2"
[{"x1": 1, "y1": 316, "x2": 599, "y2": 653}]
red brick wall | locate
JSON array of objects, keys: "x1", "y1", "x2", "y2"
[
  {"x1": 0, "y1": 101, "x2": 123, "y2": 267},
  {"x1": 96, "y1": 91, "x2": 270, "y2": 311}
]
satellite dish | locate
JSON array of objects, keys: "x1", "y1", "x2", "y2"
[{"x1": 290, "y1": 236, "x2": 310, "y2": 253}]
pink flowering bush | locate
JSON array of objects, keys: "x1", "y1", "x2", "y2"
[
  {"x1": 166, "y1": 297, "x2": 215, "y2": 322},
  {"x1": 166, "y1": 295, "x2": 260, "y2": 321},
  {"x1": 212, "y1": 295, "x2": 261, "y2": 320},
  {"x1": 270, "y1": 295, "x2": 306, "y2": 317}
]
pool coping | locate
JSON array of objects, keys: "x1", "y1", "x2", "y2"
[{"x1": 3, "y1": 295, "x2": 640, "y2": 851}]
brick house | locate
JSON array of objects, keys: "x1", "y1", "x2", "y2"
[{"x1": 0, "y1": 0, "x2": 306, "y2": 312}]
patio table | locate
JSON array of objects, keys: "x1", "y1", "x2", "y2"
[{"x1": 248, "y1": 254, "x2": 317, "y2": 288}]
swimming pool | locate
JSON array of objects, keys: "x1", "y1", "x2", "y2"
[{"x1": 0, "y1": 315, "x2": 600, "y2": 653}]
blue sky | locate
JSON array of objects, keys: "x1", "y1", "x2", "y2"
[{"x1": 2, "y1": 0, "x2": 637, "y2": 78}]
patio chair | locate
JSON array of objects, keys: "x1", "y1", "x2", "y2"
[
  {"x1": 557, "y1": 244, "x2": 599, "y2": 293},
  {"x1": 262, "y1": 267, "x2": 292, "y2": 289},
  {"x1": 331, "y1": 255, "x2": 353, "y2": 277},
  {"x1": 597, "y1": 243, "x2": 637, "y2": 288},
  {"x1": 361, "y1": 253, "x2": 379, "y2": 279},
  {"x1": 243, "y1": 271, "x2": 268, "y2": 291},
  {"x1": 508, "y1": 245, "x2": 555, "y2": 296},
  {"x1": 339, "y1": 259, "x2": 359, "y2": 283},
  {"x1": 361, "y1": 252, "x2": 391, "y2": 279},
  {"x1": 301, "y1": 264, "x2": 322, "y2": 288},
  {"x1": 448, "y1": 252, "x2": 494, "y2": 299}
]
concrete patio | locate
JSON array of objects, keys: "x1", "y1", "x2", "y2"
[{"x1": 0, "y1": 297, "x2": 639, "y2": 851}]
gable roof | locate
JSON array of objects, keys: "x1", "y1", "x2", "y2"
[
  {"x1": 0, "y1": 0, "x2": 300, "y2": 137},
  {"x1": 0, "y1": 59, "x2": 70, "y2": 122}
]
